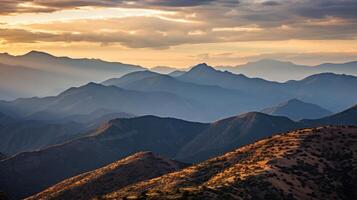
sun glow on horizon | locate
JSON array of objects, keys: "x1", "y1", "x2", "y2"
[{"x1": 0, "y1": 0, "x2": 356, "y2": 67}]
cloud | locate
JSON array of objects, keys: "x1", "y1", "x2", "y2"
[
  {"x1": 0, "y1": 0, "x2": 223, "y2": 15},
  {"x1": 0, "y1": 0, "x2": 356, "y2": 49},
  {"x1": 191, "y1": 51, "x2": 357, "y2": 66}
]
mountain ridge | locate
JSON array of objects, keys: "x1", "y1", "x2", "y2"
[
  {"x1": 1, "y1": 105, "x2": 356, "y2": 199},
  {"x1": 261, "y1": 99, "x2": 332, "y2": 121},
  {"x1": 103, "y1": 126, "x2": 357, "y2": 200},
  {"x1": 26, "y1": 151, "x2": 187, "y2": 200}
]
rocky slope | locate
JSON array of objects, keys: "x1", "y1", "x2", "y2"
[
  {"x1": 1, "y1": 106, "x2": 356, "y2": 199},
  {"x1": 107, "y1": 126, "x2": 357, "y2": 200},
  {"x1": 26, "y1": 152, "x2": 187, "y2": 200}
]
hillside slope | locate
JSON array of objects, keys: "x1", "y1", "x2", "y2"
[
  {"x1": 177, "y1": 112, "x2": 299, "y2": 162},
  {"x1": 1, "y1": 106, "x2": 356, "y2": 199},
  {"x1": 108, "y1": 126, "x2": 357, "y2": 200},
  {"x1": 0, "y1": 116, "x2": 206, "y2": 199},
  {"x1": 27, "y1": 152, "x2": 187, "y2": 200}
]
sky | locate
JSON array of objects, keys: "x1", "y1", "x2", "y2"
[{"x1": 0, "y1": 0, "x2": 357, "y2": 68}]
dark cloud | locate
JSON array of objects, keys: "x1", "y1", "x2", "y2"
[
  {"x1": 0, "y1": 0, "x2": 356, "y2": 49},
  {"x1": 0, "y1": 0, "x2": 222, "y2": 15},
  {"x1": 293, "y1": 0, "x2": 357, "y2": 19},
  {"x1": 261, "y1": 1, "x2": 281, "y2": 6}
]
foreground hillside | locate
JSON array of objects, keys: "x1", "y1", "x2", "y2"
[
  {"x1": 0, "y1": 116, "x2": 206, "y2": 199},
  {"x1": 1, "y1": 105, "x2": 356, "y2": 199},
  {"x1": 27, "y1": 152, "x2": 187, "y2": 200},
  {"x1": 107, "y1": 126, "x2": 357, "y2": 200}
]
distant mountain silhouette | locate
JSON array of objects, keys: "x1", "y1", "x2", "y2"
[
  {"x1": 0, "y1": 51, "x2": 144, "y2": 100},
  {"x1": 2, "y1": 63, "x2": 355, "y2": 121},
  {"x1": 1, "y1": 105, "x2": 356, "y2": 198},
  {"x1": 178, "y1": 64, "x2": 357, "y2": 112},
  {"x1": 103, "y1": 70, "x2": 258, "y2": 121},
  {"x1": 102, "y1": 70, "x2": 158, "y2": 86},
  {"x1": 261, "y1": 99, "x2": 332, "y2": 121},
  {"x1": 169, "y1": 70, "x2": 186, "y2": 77},
  {"x1": 111, "y1": 126, "x2": 357, "y2": 200},
  {"x1": 178, "y1": 63, "x2": 279, "y2": 92},
  {"x1": 315, "y1": 61, "x2": 357, "y2": 75},
  {"x1": 0, "y1": 62, "x2": 78, "y2": 100},
  {"x1": 283, "y1": 73, "x2": 357, "y2": 111},
  {"x1": 150, "y1": 66, "x2": 183, "y2": 74},
  {"x1": 216, "y1": 59, "x2": 357, "y2": 82},
  {"x1": 178, "y1": 63, "x2": 292, "y2": 106},
  {"x1": 0, "y1": 82, "x2": 203, "y2": 121},
  {"x1": 27, "y1": 152, "x2": 187, "y2": 200}
]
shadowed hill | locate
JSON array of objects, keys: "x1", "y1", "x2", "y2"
[
  {"x1": 177, "y1": 105, "x2": 357, "y2": 162},
  {"x1": 107, "y1": 126, "x2": 357, "y2": 200},
  {"x1": 302, "y1": 104, "x2": 357, "y2": 126},
  {"x1": 0, "y1": 116, "x2": 207, "y2": 199},
  {"x1": 1, "y1": 106, "x2": 357, "y2": 199},
  {"x1": 261, "y1": 99, "x2": 332, "y2": 121},
  {"x1": 26, "y1": 152, "x2": 187, "y2": 200},
  {"x1": 177, "y1": 112, "x2": 299, "y2": 162}
]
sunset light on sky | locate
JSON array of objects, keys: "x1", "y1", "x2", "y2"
[{"x1": 1, "y1": 0, "x2": 357, "y2": 67}]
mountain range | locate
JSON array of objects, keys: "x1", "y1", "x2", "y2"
[
  {"x1": 1, "y1": 105, "x2": 356, "y2": 199},
  {"x1": 216, "y1": 59, "x2": 357, "y2": 82},
  {"x1": 0, "y1": 51, "x2": 356, "y2": 200},
  {"x1": 0, "y1": 51, "x2": 144, "y2": 100},
  {"x1": 27, "y1": 126, "x2": 357, "y2": 200},
  {"x1": 0, "y1": 82, "x2": 203, "y2": 121},
  {"x1": 0, "y1": 63, "x2": 356, "y2": 122},
  {"x1": 0, "y1": 51, "x2": 356, "y2": 101}
]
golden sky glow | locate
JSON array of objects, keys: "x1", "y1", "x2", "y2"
[{"x1": 1, "y1": 0, "x2": 357, "y2": 68}]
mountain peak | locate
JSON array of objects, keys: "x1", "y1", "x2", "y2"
[
  {"x1": 189, "y1": 63, "x2": 216, "y2": 72},
  {"x1": 23, "y1": 50, "x2": 53, "y2": 57},
  {"x1": 84, "y1": 82, "x2": 103, "y2": 88},
  {"x1": 285, "y1": 98, "x2": 304, "y2": 104}
]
